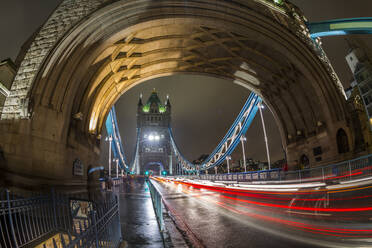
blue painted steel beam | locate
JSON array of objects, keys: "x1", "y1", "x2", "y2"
[
  {"x1": 309, "y1": 17, "x2": 372, "y2": 38},
  {"x1": 105, "y1": 106, "x2": 129, "y2": 171},
  {"x1": 169, "y1": 93, "x2": 261, "y2": 173},
  {"x1": 88, "y1": 166, "x2": 104, "y2": 174}
]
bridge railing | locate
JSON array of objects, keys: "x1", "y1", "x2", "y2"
[
  {"x1": 174, "y1": 154, "x2": 372, "y2": 184},
  {"x1": 289, "y1": 153, "x2": 372, "y2": 183},
  {"x1": 147, "y1": 179, "x2": 164, "y2": 231},
  {"x1": 0, "y1": 189, "x2": 121, "y2": 248}
]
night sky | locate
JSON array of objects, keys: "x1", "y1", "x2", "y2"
[{"x1": 1, "y1": 0, "x2": 372, "y2": 167}]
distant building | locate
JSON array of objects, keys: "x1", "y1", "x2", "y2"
[
  {"x1": 136, "y1": 89, "x2": 173, "y2": 175},
  {"x1": 345, "y1": 41, "x2": 372, "y2": 153},
  {"x1": 192, "y1": 154, "x2": 209, "y2": 165},
  {"x1": 0, "y1": 59, "x2": 16, "y2": 112}
]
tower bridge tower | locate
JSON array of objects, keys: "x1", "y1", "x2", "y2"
[{"x1": 136, "y1": 90, "x2": 173, "y2": 175}]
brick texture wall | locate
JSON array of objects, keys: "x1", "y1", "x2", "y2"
[{"x1": 1, "y1": 0, "x2": 105, "y2": 119}]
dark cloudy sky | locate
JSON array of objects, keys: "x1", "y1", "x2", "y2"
[{"x1": 1, "y1": 0, "x2": 372, "y2": 167}]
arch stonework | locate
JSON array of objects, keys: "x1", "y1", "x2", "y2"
[{"x1": 0, "y1": 0, "x2": 357, "y2": 186}]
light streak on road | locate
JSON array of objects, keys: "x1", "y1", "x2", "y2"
[{"x1": 152, "y1": 176, "x2": 372, "y2": 247}]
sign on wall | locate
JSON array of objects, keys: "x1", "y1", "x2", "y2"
[{"x1": 73, "y1": 159, "x2": 84, "y2": 176}]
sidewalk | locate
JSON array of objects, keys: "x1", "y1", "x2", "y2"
[{"x1": 116, "y1": 177, "x2": 164, "y2": 248}]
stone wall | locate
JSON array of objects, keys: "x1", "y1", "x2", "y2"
[{"x1": 1, "y1": 0, "x2": 105, "y2": 119}]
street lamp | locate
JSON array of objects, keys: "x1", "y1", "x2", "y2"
[
  {"x1": 226, "y1": 155, "x2": 232, "y2": 174},
  {"x1": 105, "y1": 135, "x2": 113, "y2": 178},
  {"x1": 215, "y1": 166, "x2": 217, "y2": 175},
  {"x1": 240, "y1": 135, "x2": 247, "y2": 172},
  {"x1": 258, "y1": 102, "x2": 271, "y2": 170}
]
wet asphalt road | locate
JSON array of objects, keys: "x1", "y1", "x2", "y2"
[
  {"x1": 118, "y1": 177, "x2": 163, "y2": 248},
  {"x1": 151, "y1": 178, "x2": 372, "y2": 248}
]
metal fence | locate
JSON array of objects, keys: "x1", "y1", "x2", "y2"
[
  {"x1": 0, "y1": 189, "x2": 121, "y2": 248},
  {"x1": 176, "y1": 154, "x2": 372, "y2": 184},
  {"x1": 147, "y1": 179, "x2": 164, "y2": 231}
]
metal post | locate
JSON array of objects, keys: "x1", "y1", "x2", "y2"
[
  {"x1": 108, "y1": 135, "x2": 112, "y2": 178},
  {"x1": 241, "y1": 136, "x2": 247, "y2": 172},
  {"x1": 115, "y1": 159, "x2": 119, "y2": 178},
  {"x1": 322, "y1": 167, "x2": 325, "y2": 182},
  {"x1": 6, "y1": 190, "x2": 18, "y2": 248},
  {"x1": 226, "y1": 156, "x2": 231, "y2": 174},
  {"x1": 258, "y1": 102, "x2": 271, "y2": 170},
  {"x1": 136, "y1": 155, "x2": 140, "y2": 175},
  {"x1": 51, "y1": 189, "x2": 58, "y2": 229},
  {"x1": 349, "y1": 161, "x2": 352, "y2": 180},
  {"x1": 169, "y1": 155, "x2": 173, "y2": 175},
  {"x1": 215, "y1": 166, "x2": 217, "y2": 175},
  {"x1": 92, "y1": 211, "x2": 99, "y2": 248}
]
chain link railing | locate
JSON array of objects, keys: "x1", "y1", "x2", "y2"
[{"x1": 0, "y1": 189, "x2": 121, "y2": 248}]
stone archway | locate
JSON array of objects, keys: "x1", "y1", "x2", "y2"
[{"x1": 0, "y1": 0, "x2": 354, "y2": 186}]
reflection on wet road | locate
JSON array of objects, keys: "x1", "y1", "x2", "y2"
[{"x1": 152, "y1": 177, "x2": 372, "y2": 248}]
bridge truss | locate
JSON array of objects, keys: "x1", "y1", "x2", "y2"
[
  {"x1": 105, "y1": 106, "x2": 129, "y2": 172},
  {"x1": 169, "y1": 93, "x2": 261, "y2": 173},
  {"x1": 105, "y1": 93, "x2": 261, "y2": 175}
]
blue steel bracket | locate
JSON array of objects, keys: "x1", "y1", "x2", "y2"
[{"x1": 308, "y1": 17, "x2": 372, "y2": 38}]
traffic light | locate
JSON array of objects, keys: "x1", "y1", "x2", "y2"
[
  {"x1": 145, "y1": 171, "x2": 149, "y2": 176},
  {"x1": 162, "y1": 170, "x2": 167, "y2": 176}
]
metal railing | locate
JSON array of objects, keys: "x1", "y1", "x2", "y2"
[
  {"x1": 0, "y1": 189, "x2": 121, "y2": 248},
  {"x1": 147, "y1": 179, "x2": 164, "y2": 231},
  {"x1": 175, "y1": 154, "x2": 372, "y2": 184},
  {"x1": 199, "y1": 168, "x2": 282, "y2": 182}
]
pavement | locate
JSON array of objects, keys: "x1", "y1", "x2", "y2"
[{"x1": 117, "y1": 177, "x2": 164, "y2": 248}]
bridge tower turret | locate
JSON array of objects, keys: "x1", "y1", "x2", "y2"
[{"x1": 136, "y1": 89, "x2": 173, "y2": 175}]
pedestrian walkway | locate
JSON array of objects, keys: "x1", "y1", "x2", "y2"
[{"x1": 117, "y1": 177, "x2": 164, "y2": 248}]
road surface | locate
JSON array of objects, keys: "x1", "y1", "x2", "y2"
[{"x1": 151, "y1": 177, "x2": 372, "y2": 248}]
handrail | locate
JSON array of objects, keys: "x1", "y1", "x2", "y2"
[
  {"x1": 0, "y1": 189, "x2": 122, "y2": 248},
  {"x1": 147, "y1": 179, "x2": 164, "y2": 231},
  {"x1": 176, "y1": 154, "x2": 372, "y2": 184}
]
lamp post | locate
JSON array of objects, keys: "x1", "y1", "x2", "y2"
[
  {"x1": 258, "y1": 102, "x2": 271, "y2": 170},
  {"x1": 215, "y1": 166, "x2": 217, "y2": 175},
  {"x1": 226, "y1": 155, "x2": 231, "y2": 174},
  {"x1": 113, "y1": 158, "x2": 119, "y2": 178},
  {"x1": 105, "y1": 135, "x2": 113, "y2": 178},
  {"x1": 240, "y1": 135, "x2": 247, "y2": 172}
]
